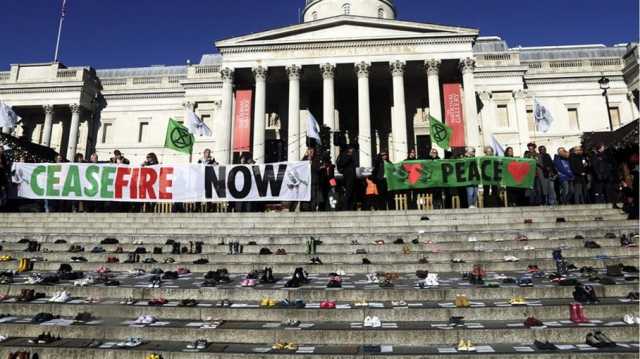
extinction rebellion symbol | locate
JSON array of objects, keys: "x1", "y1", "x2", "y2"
[
  {"x1": 170, "y1": 126, "x2": 194, "y2": 149},
  {"x1": 431, "y1": 122, "x2": 448, "y2": 143}
]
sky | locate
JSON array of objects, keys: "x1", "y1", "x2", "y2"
[{"x1": 0, "y1": 0, "x2": 638, "y2": 70}]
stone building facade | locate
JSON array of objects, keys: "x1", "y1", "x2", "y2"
[{"x1": 0, "y1": 0, "x2": 638, "y2": 165}]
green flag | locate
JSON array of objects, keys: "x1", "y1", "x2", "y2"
[
  {"x1": 429, "y1": 115, "x2": 452, "y2": 150},
  {"x1": 164, "y1": 118, "x2": 194, "y2": 155}
]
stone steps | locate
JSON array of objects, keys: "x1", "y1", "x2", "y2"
[{"x1": 0, "y1": 205, "x2": 637, "y2": 358}]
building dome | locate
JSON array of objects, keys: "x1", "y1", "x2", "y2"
[{"x1": 303, "y1": 0, "x2": 396, "y2": 22}]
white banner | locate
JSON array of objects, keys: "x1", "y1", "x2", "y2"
[{"x1": 11, "y1": 162, "x2": 311, "y2": 203}]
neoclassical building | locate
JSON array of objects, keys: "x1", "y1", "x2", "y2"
[{"x1": 1, "y1": 0, "x2": 638, "y2": 165}]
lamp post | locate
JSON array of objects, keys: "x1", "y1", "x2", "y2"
[{"x1": 598, "y1": 76, "x2": 614, "y2": 131}]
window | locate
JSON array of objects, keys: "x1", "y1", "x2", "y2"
[
  {"x1": 138, "y1": 122, "x2": 149, "y2": 143},
  {"x1": 609, "y1": 106, "x2": 621, "y2": 129},
  {"x1": 101, "y1": 123, "x2": 113, "y2": 144},
  {"x1": 342, "y1": 3, "x2": 351, "y2": 15},
  {"x1": 378, "y1": 8, "x2": 384, "y2": 18},
  {"x1": 567, "y1": 108, "x2": 580, "y2": 130},
  {"x1": 496, "y1": 104, "x2": 510, "y2": 128},
  {"x1": 312, "y1": 11, "x2": 318, "y2": 20},
  {"x1": 201, "y1": 114, "x2": 212, "y2": 135},
  {"x1": 527, "y1": 109, "x2": 535, "y2": 132}
]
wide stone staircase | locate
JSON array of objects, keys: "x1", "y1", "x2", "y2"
[{"x1": 0, "y1": 204, "x2": 638, "y2": 358}]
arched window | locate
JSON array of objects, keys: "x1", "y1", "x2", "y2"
[
  {"x1": 342, "y1": 3, "x2": 351, "y2": 15},
  {"x1": 378, "y1": 8, "x2": 384, "y2": 18},
  {"x1": 312, "y1": 11, "x2": 318, "y2": 20}
]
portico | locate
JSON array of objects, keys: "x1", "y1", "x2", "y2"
[
  {"x1": 0, "y1": 62, "x2": 102, "y2": 160},
  {"x1": 214, "y1": 15, "x2": 481, "y2": 165}
]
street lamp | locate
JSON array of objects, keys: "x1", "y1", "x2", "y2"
[{"x1": 598, "y1": 76, "x2": 614, "y2": 131}]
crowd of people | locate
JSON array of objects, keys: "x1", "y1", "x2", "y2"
[{"x1": 0, "y1": 142, "x2": 637, "y2": 219}]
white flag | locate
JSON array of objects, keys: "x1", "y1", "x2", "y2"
[
  {"x1": 185, "y1": 111, "x2": 212, "y2": 137},
  {"x1": 533, "y1": 98, "x2": 553, "y2": 133},
  {"x1": 0, "y1": 102, "x2": 20, "y2": 129},
  {"x1": 307, "y1": 112, "x2": 321, "y2": 142},
  {"x1": 490, "y1": 134, "x2": 505, "y2": 156}
]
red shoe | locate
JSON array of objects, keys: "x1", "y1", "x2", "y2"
[
  {"x1": 569, "y1": 303, "x2": 580, "y2": 323},
  {"x1": 320, "y1": 300, "x2": 336, "y2": 309},
  {"x1": 577, "y1": 303, "x2": 589, "y2": 323}
]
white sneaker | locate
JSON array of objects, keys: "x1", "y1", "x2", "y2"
[
  {"x1": 142, "y1": 315, "x2": 156, "y2": 324},
  {"x1": 0, "y1": 335, "x2": 7, "y2": 342},
  {"x1": 363, "y1": 316, "x2": 373, "y2": 327},
  {"x1": 134, "y1": 315, "x2": 146, "y2": 324},
  {"x1": 48, "y1": 292, "x2": 60, "y2": 302},
  {"x1": 469, "y1": 205, "x2": 477, "y2": 209},
  {"x1": 467, "y1": 237, "x2": 478, "y2": 242},
  {"x1": 624, "y1": 314, "x2": 635, "y2": 324},
  {"x1": 504, "y1": 256, "x2": 519, "y2": 262},
  {"x1": 370, "y1": 316, "x2": 381, "y2": 328},
  {"x1": 336, "y1": 270, "x2": 346, "y2": 276},
  {"x1": 55, "y1": 291, "x2": 70, "y2": 303}
]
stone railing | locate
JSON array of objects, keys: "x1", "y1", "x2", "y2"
[
  {"x1": 524, "y1": 57, "x2": 623, "y2": 74},
  {"x1": 0, "y1": 72, "x2": 10, "y2": 82},
  {"x1": 100, "y1": 75, "x2": 185, "y2": 89},
  {"x1": 475, "y1": 52, "x2": 520, "y2": 66},
  {"x1": 57, "y1": 69, "x2": 79, "y2": 79},
  {"x1": 187, "y1": 64, "x2": 221, "y2": 79}
]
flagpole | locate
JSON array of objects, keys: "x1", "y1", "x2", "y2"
[{"x1": 53, "y1": 0, "x2": 66, "y2": 63}]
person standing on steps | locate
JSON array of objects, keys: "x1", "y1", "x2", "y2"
[{"x1": 337, "y1": 145, "x2": 356, "y2": 211}]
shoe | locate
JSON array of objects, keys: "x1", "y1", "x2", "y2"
[
  {"x1": 466, "y1": 340, "x2": 476, "y2": 352},
  {"x1": 586, "y1": 333, "x2": 603, "y2": 348},
  {"x1": 524, "y1": 316, "x2": 546, "y2": 328},
  {"x1": 457, "y1": 339, "x2": 468, "y2": 352},
  {"x1": 593, "y1": 331, "x2": 615, "y2": 347},
  {"x1": 623, "y1": 314, "x2": 635, "y2": 325},
  {"x1": 363, "y1": 316, "x2": 373, "y2": 327}
]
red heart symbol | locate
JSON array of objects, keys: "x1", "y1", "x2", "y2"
[
  {"x1": 403, "y1": 163, "x2": 423, "y2": 185},
  {"x1": 507, "y1": 162, "x2": 531, "y2": 184}
]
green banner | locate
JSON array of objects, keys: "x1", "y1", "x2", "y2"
[
  {"x1": 429, "y1": 115, "x2": 452, "y2": 150},
  {"x1": 384, "y1": 157, "x2": 536, "y2": 190},
  {"x1": 164, "y1": 118, "x2": 194, "y2": 155}
]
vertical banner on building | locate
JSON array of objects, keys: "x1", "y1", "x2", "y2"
[
  {"x1": 233, "y1": 89, "x2": 253, "y2": 153},
  {"x1": 443, "y1": 83, "x2": 465, "y2": 147}
]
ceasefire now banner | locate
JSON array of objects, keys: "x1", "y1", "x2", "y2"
[
  {"x1": 384, "y1": 157, "x2": 536, "y2": 191},
  {"x1": 11, "y1": 162, "x2": 311, "y2": 202}
]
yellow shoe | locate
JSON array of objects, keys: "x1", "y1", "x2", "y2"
[
  {"x1": 455, "y1": 295, "x2": 462, "y2": 307},
  {"x1": 457, "y1": 339, "x2": 468, "y2": 351},
  {"x1": 260, "y1": 298, "x2": 270, "y2": 307},
  {"x1": 267, "y1": 299, "x2": 277, "y2": 307},
  {"x1": 272, "y1": 342, "x2": 285, "y2": 350},
  {"x1": 17, "y1": 258, "x2": 25, "y2": 273},
  {"x1": 466, "y1": 340, "x2": 476, "y2": 352},
  {"x1": 285, "y1": 343, "x2": 298, "y2": 351}
]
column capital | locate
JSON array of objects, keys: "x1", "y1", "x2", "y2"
[
  {"x1": 43, "y1": 104, "x2": 54, "y2": 115},
  {"x1": 252, "y1": 66, "x2": 268, "y2": 81},
  {"x1": 321, "y1": 63, "x2": 335, "y2": 79},
  {"x1": 70, "y1": 103, "x2": 81, "y2": 114},
  {"x1": 183, "y1": 101, "x2": 195, "y2": 111},
  {"x1": 459, "y1": 57, "x2": 476, "y2": 74},
  {"x1": 390, "y1": 60, "x2": 405, "y2": 77},
  {"x1": 478, "y1": 91, "x2": 492, "y2": 102},
  {"x1": 286, "y1": 64, "x2": 301, "y2": 80},
  {"x1": 425, "y1": 59, "x2": 441, "y2": 76},
  {"x1": 627, "y1": 91, "x2": 636, "y2": 101},
  {"x1": 513, "y1": 89, "x2": 527, "y2": 99},
  {"x1": 220, "y1": 67, "x2": 234, "y2": 82},
  {"x1": 355, "y1": 62, "x2": 370, "y2": 78}
]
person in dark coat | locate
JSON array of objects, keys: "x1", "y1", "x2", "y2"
[
  {"x1": 302, "y1": 147, "x2": 321, "y2": 211},
  {"x1": 337, "y1": 146, "x2": 356, "y2": 211},
  {"x1": 569, "y1": 146, "x2": 588, "y2": 204},
  {"x1": 590, "y1": 144, "x2": 619, "y2": 206},
  {"x1": 371, "y1": 152, "x2": 393, "y2": 210}
]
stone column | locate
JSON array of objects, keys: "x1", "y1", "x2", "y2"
[
  {"x1": 478, "y1": 91, "x2": 493, "y2": 147},
  {"x1": 356, "y1": 62, "x2": 372, "y2": 168},
  {"x1": 425, "y1": 59, "x2": 442, "y2": 121},
  {"x1": 66, "y1": 104, "x2": 81, "y2": 161},
  {"x1": 252, "y1": 66, "x2": 267, "y2": 163},
  {"x1": 42, "y1": 105, "x2": 54, "y2": 147},
  {"x1": 460, "y1": 58, "x2": 480, "y2": 149},
  {"x1": 390, "y1": 60, "x2": 408, "y2": 162},
  {"x1": 286, "y1": 65, "x2": 301, "y2": 161},
  {"x1": 513, "y1": 89, "x2": 530, "y2": 152},
  {"x1": 321, "y1": 63, "x2": 336, "y2": 160},
  {"x1": 217, "y1": 67, "x2": 234, "y2": 164},
  {"x1": 628, "y1": 92, "x2": 639, "y2": 120}
]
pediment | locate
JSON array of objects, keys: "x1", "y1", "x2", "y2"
[{"x1": 216, "y1": 16, "x2": 478, "y2": 48}]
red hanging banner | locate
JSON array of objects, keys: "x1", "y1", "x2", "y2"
[
  {"x1": 443, "y1": 83, "x2": 465, "y2": 147},
  {"x1": 233, "y1": 89, "x2": 253, "y2": 152}
]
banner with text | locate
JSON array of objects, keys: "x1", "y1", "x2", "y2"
[
  {"x1": 12, "y1": 162, "x2": 311, "y2": 203},
  {"x1": 443, "y1": 83, "x2": 465, "y2": 147},
  {"x1": 233, "y1": 89, "x2": 253, "y2": 152},
  {"x1": 384, "y1": 157, "x2": 536, "y2": 191}
]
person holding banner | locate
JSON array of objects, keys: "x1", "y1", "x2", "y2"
[
  {"x1": 318, "y1": 155, "x2": 336, "y2": 211},
  {"x1": 504, "y1": 147, "x2": 523, "y2": 207},
  {"x1": 426, "y1": 149, "x2": 443, "y2": 209},
  {"x1": 482, "y1": 147, "x2": 501, "y2": 208},
  {"x1": 464, "y1": 147, "x2": 478, "y2": 208},
  {"x1": 197, "y1": 149, "x2": 217, "y2": 166}
]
